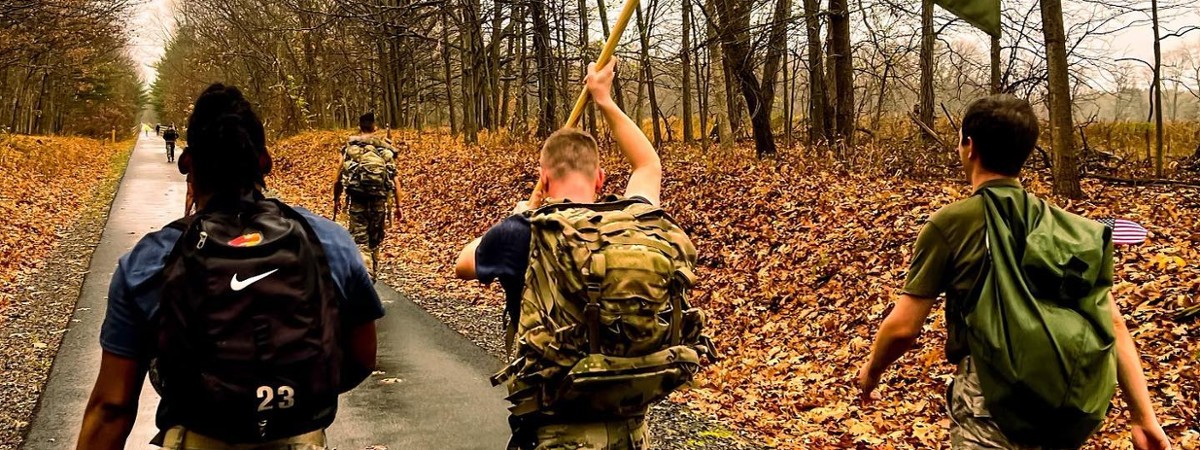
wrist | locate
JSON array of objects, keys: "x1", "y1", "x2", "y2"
[
  {"x1": 593, "y1": 95, "x2": 617, "y2": 110},
  {"x1": 1131, "y1": 410, "x2": 1159, "y2": 428}
]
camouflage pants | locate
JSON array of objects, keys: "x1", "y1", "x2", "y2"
[
  {"x1": 348, "y1": 195, "x2": 387, "y2": 272},
  {"x1": 158, "y1": 426, "x2": 325, "y2": 450},
  {"x1": 527, "y1": 417, "x2": 649, "y2": 450},
  {"x1": 947, "y1": 357, "x2": 1062, "y2": 450}
]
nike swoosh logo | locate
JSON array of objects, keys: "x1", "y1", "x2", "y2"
[{"x1": 230, "y1": 269, "x2": 280, "y2": 291}]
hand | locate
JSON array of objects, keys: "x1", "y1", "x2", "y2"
[
  {"x1": 856, "y1": 363, "x2": 881, "y2": 404},
  {"x1": 584, "y1": 58, "x2": 618, "y2": 108},
  {"x1": 1132, "y1": 420, "x2": 1171, "y2": 450}
]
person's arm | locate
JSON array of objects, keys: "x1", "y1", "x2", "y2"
[
  {"x1": 76, "y1": 352, "x2": 146, "y2": 450},
  {"x1": 859, "y1": 221, "x2": 948, "y2": 401},
  {"x1": 341, "y1": 320, "x2": 378, "y2": 392},
  {"x1": 456, "y1": 202, "x2": 530, "y2": 280},
  {"x1": 332, "y1": 174, "x2": 344, "y2": 221},
  {"x1": 455, "y1": 238, "x2": 481, "y2": 280},
  {"x1": 335, "y1": 232, "x2": 383, "y2": 391},
  {"x1": 1110, "y1": 294, "x2": 1172, "y2": 450},
  {"x1": 585, "y1": 59, "x2": 662, "y2": 205},
  {"x1": 392, "y1": 176, "x2": 402, "y2": 223},
  {"x1": 857, "y1": 294, "x2": 936, "y2": 401}
]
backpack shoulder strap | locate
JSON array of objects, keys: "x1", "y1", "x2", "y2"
[{"x1": 529, "y1": 196, "x2": 653, "y2": 218}]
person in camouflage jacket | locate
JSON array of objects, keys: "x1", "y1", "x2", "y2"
[
  {"x1": 333, "y1": 112, "x2": 403, "y2": 278},
  {"x1": 455, "y1": 59, "x2": 711, "y2": 450}
]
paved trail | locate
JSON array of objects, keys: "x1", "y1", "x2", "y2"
[{"x1": 22, "y1": 134, "x2": 510, "y2": 449}]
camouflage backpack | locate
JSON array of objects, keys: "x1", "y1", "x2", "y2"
[
  {"x1": 340, "y1": 137, "x2": 396, "y2": 198},
  {"x1": 491, "y1": 196, "x2": 714, "y2": 419}
]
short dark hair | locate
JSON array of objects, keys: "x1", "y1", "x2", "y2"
[
  {"x1": 184, "y1": 83, "x2": 270, "y2": 196},
  {"x1": 360, "y1": 112, "x2": 376, "y2": 132},
  {"x1": 960, "y1": 95, "x2": 1039, "y2": 176},
  {"x1": 541, "y1": 128, "x2": 600, "y2": 181}
]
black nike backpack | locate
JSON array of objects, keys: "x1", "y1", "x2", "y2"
[{"x1": 155, "y1": 196, "x2": 342, "y2": 442}]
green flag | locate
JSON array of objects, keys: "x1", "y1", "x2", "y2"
[{"x1": 934, "y1": 0, "x2": 1001, "y2": 37}]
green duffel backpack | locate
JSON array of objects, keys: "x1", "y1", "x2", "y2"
[{"x1": 967, "y1": 186, "x2": 1117, "y2": 448}]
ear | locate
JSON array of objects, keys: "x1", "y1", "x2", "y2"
[
  {"x1": 259, "y1": 151, "x2": 273, "y2": 175},
  {"x1": 965, "y1": 136, "x2": 977, "y2": 160},
  {"x1": 595, "y1": 167, "x2": 606, "y2": 192},
  {"x1": 177, "y1": 149, "x2": 192, "y2": 175},
  {"x1": 538, "y1": 166, "x2": 550, "y2": 191}
]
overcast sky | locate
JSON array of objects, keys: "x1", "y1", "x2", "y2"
[
  {"x1": 123, "y1": 1, "x2": 1198, "y2": 87},
  {"x1": 128, "y1": 0, "x2": 176, "y2": 83}
]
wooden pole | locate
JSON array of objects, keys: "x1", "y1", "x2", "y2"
[{"x1": 529, "y1": 0, "x2": 640, "y2": 205}]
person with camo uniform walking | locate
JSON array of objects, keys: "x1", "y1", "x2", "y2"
[
  {"x1": 332, "y1": 112, "x2": 403, "y2": 278},
  {"x1": 454, "y1": 59, "x2": 712, "y2": 450}
]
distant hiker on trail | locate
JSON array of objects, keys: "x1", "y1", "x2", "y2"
[
  {"x1": 77, "y1": 84, "x2": 383, "y2": 450},
  {"x1": 455, "y1": 58, "x2": 713, "y2": 450},
  {"x1": 332, "y1": 112, "x2": 402, "y2": 279},
  {"x1": 857, "y1": 95, "x2": 1171, "y2": 450},
  {"x1": 163, "y1": 125, "x2": 179, "y2": 163},
  {"x1": 156, "y1": 123, "x2": 162, "y2": 136},
  {"x1": 143, "y1": 123, "x2": 153, "y2": 136}
]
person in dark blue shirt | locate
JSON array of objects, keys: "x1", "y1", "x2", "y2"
[
  {"x1": 454, "y1": 58, "x2": 664, "y2": 450},
  {"x1": 77, "y1": 84, "x2": 384, "y2": 450}
]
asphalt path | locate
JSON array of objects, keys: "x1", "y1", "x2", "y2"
[{"x1": 21, "y1": 133, "x2": 510, "y2": 449}]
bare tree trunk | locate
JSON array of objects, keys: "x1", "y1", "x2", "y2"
[
  {"x1": 595, "y1": 0, "x2": 626, "y2": 110},
  {"x1": 760, "y1": 0, "x2": 791, "y2": 115},
  {"x1": 828, "y1": 0, "x2": 854, "y2": 152},
  {"x1": 697, "y1": 34, "x2": 711, "y2": 149},
  {"x1": 532, "y1": 0, "x2": 558, "y2": 137},
  {"x1": 705, "y1": 0, "x2": 733, "y2": 151},
  {"x1": 460, "y1": 0, "x2": 483, "y2": 143},
  {"x1": 782, "y1": 47, "x2": 791, "y2": 149},
  {"x1": 555, "y1": 8, "x2": 570, "y2": 127},
  {"x1": 871, "y1": 62, "x2": 891, "y2": 131},
  {"x1": 635, "y1": 3, "x2": 663, "y2": 146},
  {"x1": 517, "y1": 3, "x2": 530, "y2": 133},
  {"x1": 1151, "y1": 0, "x2": 1164, "y2": 177},
  {"x1": 490, "y1": 0, "x2": 503, "y2": 130},
  {"x1": 1041, "y1": 0, "x2": 1082, "y2": 198},
  {"x1": 918, "y1": 0, "x2": 935, "y2": 146},
  {"x1": 500, "y1": 5, "x2": 518, "y2": 127},
  {"x1": 990, "y1": 34, "x2": 1001, "y2": 94},
  {"x1": 802, "y1": 0, "x2": 830, "y2": 144},
  {"x1": 578, "y1": 0, "x2": 596, "y2": 134},
  {"x1": 724, "y1": 53, "x2": 742, "y2": 136},
  {"x1": 714, "y1": 0, "x2": 777, "y2": 157},
  {"x1": 441, "y1": 10, "x2": 458, "y2": 136},
  {"x1": 681, "y1": 0, "x2": 694, "y2": 143},
  {"x1": 788, "y1": 49, "x2": 800, "y2": 147}
]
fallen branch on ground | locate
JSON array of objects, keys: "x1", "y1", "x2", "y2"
[
  {"x1": 908, "y1": 111, "x2": 950, "y2": 151},
  {"x1": 1084, "y1": 173, "x2": 1200, "y2": 189}
]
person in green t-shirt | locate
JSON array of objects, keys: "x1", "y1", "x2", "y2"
[{"x1": 856, "y1": 96, "x2": 1170, "y2": 450}]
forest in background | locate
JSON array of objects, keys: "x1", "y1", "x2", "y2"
[
  {"x1": 0, "y1": 1, "x2": 146, "y2": 137},
  {"x1": 149, "y1": 0, "x2": 1200, "y2": 197}
]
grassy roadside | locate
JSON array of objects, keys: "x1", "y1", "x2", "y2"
[{"x1": 0, "y1": 136, "x2": 133, "y2": 450}]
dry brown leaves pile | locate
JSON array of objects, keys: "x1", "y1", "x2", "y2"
[
  {"x1": 270, "y1": 130, "x2": 1199, "y2": 449},
  {"x1": 0, "y1": 135, "x2": 129, "y2": 318}
]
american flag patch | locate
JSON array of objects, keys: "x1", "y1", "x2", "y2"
[{"x1": 1097, "y1": 218, "x2": 1148, "y2": 245}]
